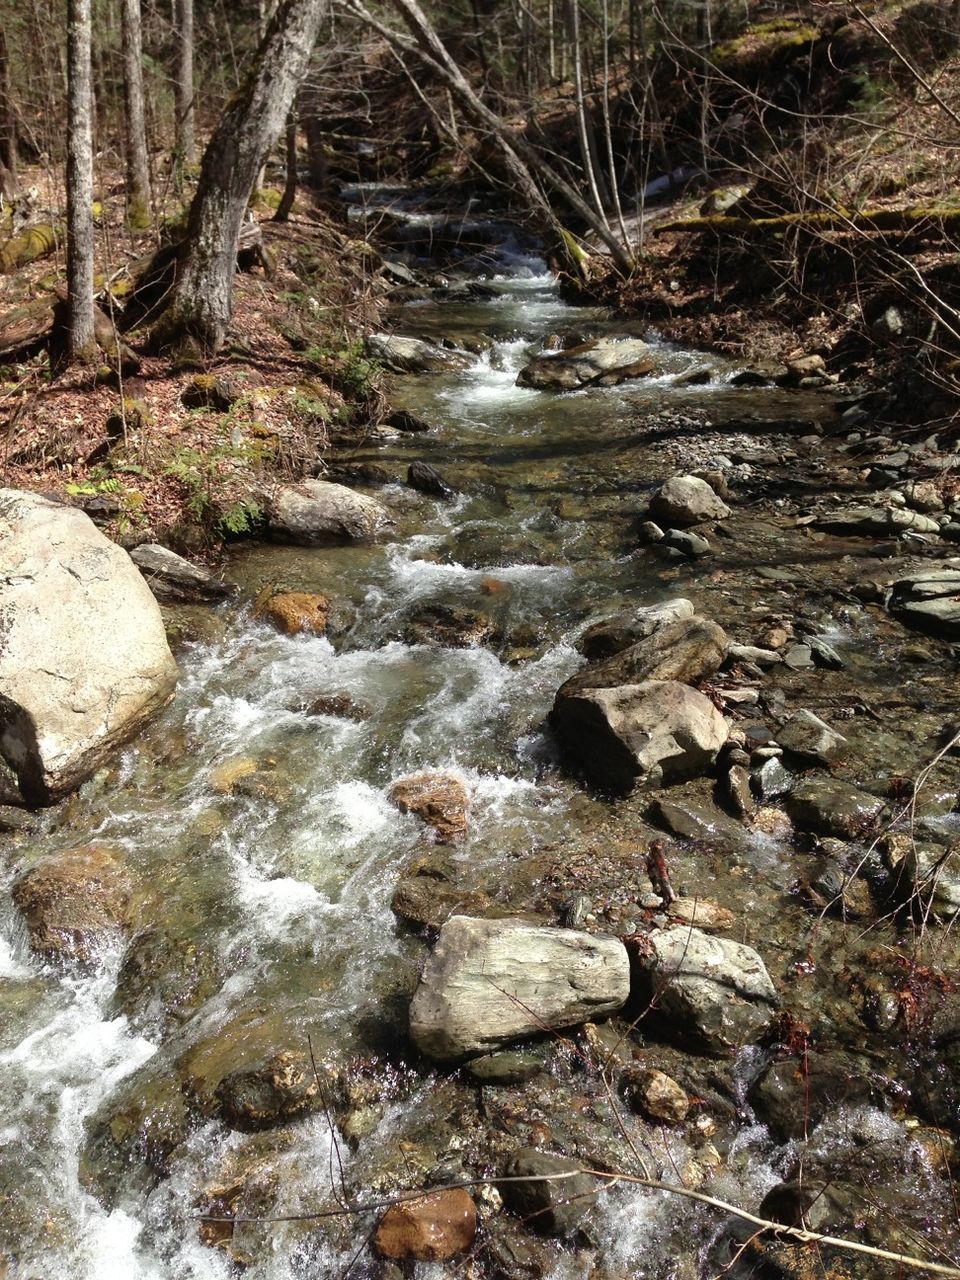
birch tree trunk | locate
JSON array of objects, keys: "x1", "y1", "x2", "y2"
[
  {"x1": 121, "y1": 0, "x2": 152, "y2": 227},
  {"x1": 67, "y1": 0, "x2": 95, "y2": 359},
  {"x1": 159, "y1": 0, "x2": 327, "y2": 355},
  {"x1": 175, "y1": 0, "x2": 195, "y2": 170}
]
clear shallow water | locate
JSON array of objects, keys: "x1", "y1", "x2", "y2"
[{"x1": 1, "y1": 215, "x2": 955, "y2": 1278}]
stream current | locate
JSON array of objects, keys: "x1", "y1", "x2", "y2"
[{"x1": 2, "y1": 198, "x2": 958, "y2": 1278}]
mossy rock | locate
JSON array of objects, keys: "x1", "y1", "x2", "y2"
[
  {"x1": 106, "y1": 397, "x2": 153, "y2": 438},
  {"x1": 181, "y1": 373, "x2": 241, "y2": 411}
]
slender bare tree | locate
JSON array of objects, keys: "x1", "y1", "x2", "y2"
[
  {"x1": 67, "y1": 0, "x2": 95, "y2": 359},
  {"x1": 0, "y1": 28, "x2": 16, "y2": 203},
  {"x1": 121, "y1": 0, "x2": 152, "y2": 227},
  {"x1": 175, "y1": 0, "x2": 195, "y2": 170}
]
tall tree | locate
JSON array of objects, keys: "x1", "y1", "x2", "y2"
[
  {"x1": 67, "y1": 0, "x2": 95, "y2": 359},
  {"x1": 159, "y1": 0, "x2": 328, "y2": 354},
  {"x1": 175, "y1": 0, "x2": 195, "y2": 170},
  {"x1": 121, "y1": 0, "x2": 152, "y2": 227},
  {"x1": 0, "y1": 29, "x2": 16, "y2": 202}
]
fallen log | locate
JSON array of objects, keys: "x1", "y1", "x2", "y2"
[
  {"x1": 0, "y1": 287, "x2": 140, "y2": 369},
  {"x1": 655, "y1": 206, "x2": 960, "y2": 237},
  {"x1": 0, "y1": 222, "x2": 60, "y2": 273}
]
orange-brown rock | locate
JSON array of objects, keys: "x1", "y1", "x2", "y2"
[
  {"x1": 11, "y1": 845, "x2": 134, "y2": 965},
  {"x1": 256, "y1": 591, "x2": 329, "y2": 636},
  {"x1": 374, "y1": 1188, "x2": 477, "y2": 1262},
  {"x1": 388, "y1": 773, "x2": 470, "y2": 843}
]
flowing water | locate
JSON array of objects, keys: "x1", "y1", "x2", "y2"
[{"x1": 2, "y1": 196, "x2": 958, "y2": 1278}]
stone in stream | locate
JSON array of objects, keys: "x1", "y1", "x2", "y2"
[
  {"x1": 776, "y1": 710, "x2": 846, "y2": 766},
  {"x1": 214, "y1": 1051, "x2": 320, "y2": 1132},
  {"x1": 632, "y1": 926, "x2": 778, "y2": 1055},
  {"x1": 111, "y1": 925, "x2": 225, "y2": 1033},
  {"x1": 267, "y1": 479, "x2": 391, "y2": 544},
  {"x1": 408, "y1": 460, "x2": 455, "y2": 498},
  {"x1": 786, "y1": 777, "x2": 885, "y2": 840},
  {"x1": 402, "y1": 602, "x2": 496, "y2": 648},
  {"x1": 648, "y1": 475, "x2": 731, "y2": 527},
  {"x1": 753, "y1": 756, "x2": 794, "y2": 800},
  {"x1": 648, "y1": 797, "x2": 742, "y2": 842},
  {"x1": 11, "y1": 845, "x2": 135, "y2": 966},
  {"x1": 751, "y1": 1051, "x2": 885, "y2": 1142},
  {"x1": 366, "y1": 332, "x2": 472, "y2": 373},
  {"x1": 551, "y1": 680, "x2": 729, "y2": 795},
  {"x1": 814, "y1": 505, "x2": 940, "y2": 536},
  {"x1": 663, "y1": 528, "x2": 711, "y2": 558},
  {"x1": 515, "y1": 337, "x2": 654, "y2": 390},
  {"x1": 255, "y1": 591, "x2": 329, "y2": 635},
  {"x1": 374, "y1": 1188, "x2": 477, "y2": 1262},
  {"x1": 129, "y1": 544, "x2": 236, "y2": 603},
  {"x1": 560, "y1": 617, "x2": 730, "y2": 695},
  {"x1": 885, "y1": 838, "x2": 960, "y2": 920},
  {"x1": 620, "y1": 1066, "x2": 690, "y2": 1123},
  {"x1": 386, "y1": 408, "x2": 432, "y2": 433},
  {"x1": 391, "y1": 875, "x2": 491, "y2": 930},
  {"x1": 578, "y1": 597, "x2": 695, "y2": 661},
  {"x1": 498, "y1": 1148, "x2": 597, "y2": 1235},
  {"x1": 389, "y1": 772, "x2": 471, "y2": 843},
  {"x1": 408, "y1": 915, "x2": 630, "y2": 1061},
  {"x1": 887, "y1": 568, "x2": 960, "y2": 638},
  {"x1": 0, "y1": 488, "x2": 178, "y2": 806}
]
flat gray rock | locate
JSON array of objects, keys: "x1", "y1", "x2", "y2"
[
  {"x1": 267, "y1": 480, "x2": 391, "y2": 544},
  {"x1": 516, "y1": 338, "x2": 654, "y2": 390},
  {"x1": 888, "y1": 568, "x2": 960, "y2": 638},
  {"x1": 130, "y1": 544, "x2": 235, "y2": 603},
  {"x1": 366, "y1": 332, "x2": 472, "y2": 373}
]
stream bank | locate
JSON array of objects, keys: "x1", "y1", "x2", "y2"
[{"x1": 1, "y1": 191, "x2": 960, "y2": 1279}]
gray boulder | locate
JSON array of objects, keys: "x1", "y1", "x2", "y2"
[
  {"x1": 777, "y1": 710, "x2": 846, "y2": 765},
  {"x1": 551, "y1": 680, "x2": 728, "y2": 795},
  {"x1": 560, "y1": 617, "x2": 729, "y2": 695},
  {"x1": 0, "y1": 489, "x2": 178, "y2": 806},
  {"x1": 516, "y1": 338, "x2": 654, "y2": 391},
  {"x1": 129, "y1": 544, "x2": 236, "y2": 603},
  {"x1": 409, "y1": 915, "x2": 630, "y2": 1061},
  {"x1": 366, "y1": 332, "x2": 472, "y2": 374},
  {"x1": 887, "y1": 568, "x2": 960, "y2": 638},
  {"x1": 579, "y1": 597, "x2": 695, "y2": 661},
  {"x1": 267, "y1": 480, "x2": 391, "y2": 544},
  {"x1": 499, "y1": 1149, "x2": 597, "y2": 1235},
  {"x1": 815, "y1": 506, "x2": 940, "y2": 536},
  {"x1": 649, "y1": 476, "x2": 731, "y2": 527},
  {"x1": 786, "y1": 777, "x2": 885, "y2": 840},
  {"x1": 635, "y1": 925, "x2": 778, "y2": 1055}
]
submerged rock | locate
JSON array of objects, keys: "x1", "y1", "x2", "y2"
[
  {"x1": 498, "y1": 1148, "x2": 597, "y2": 1235},
  {"x1": 0, "y1": 488, "x2": 178, "y2": 806},
  {"x1": 408, "y1": 460, "x2": 455, "y2": 498},
  {"x1": 402, "y1": 602, "x2": 496, "y2": 648},
  {"x1": 374, "y1": 1188, "x2": 477, "y2": 1262},
  {"x1": 267, "y1": 479, "x2": 391, "y2": 544},
  {"x1": 409, "y1": 915, "x2": 630, "y2": 1060},
  {"x1": 787, "y1": 777, "x2": 885, "y2": 840},
  {"x1": 130, "y1": 544, "x2": 235, "y2": 603},
  {"x1": 648, "y1": 475, "x2": 731, "y2": 527},
  {"x1": 366, "y1": 332, "x2": 472, "y2": 373},
  {"x1": 551, "y1": 680, "x2": 729, "y2": 795},
  {"x1": 777, "y1": 710, "x2": 846, "y2": 766},
  {"x1": 634, "y1": 925, "x2": 778, "y2": 1055},
  {"x1": 215, "y1": 1050, "x2": 320, "y2": 1132},
  {"x1": 516, "y1": 337, "x2": 654, "y2": 390},
  {"x1": 750, "y1": 1051, "x2": 885, "y2": 1140},
  {"x1": 12, "y1": 845, "x2": 135, "y2": 966},
  {"x1": 388, "y1": 772, "x2": 470, "y2": 843}
]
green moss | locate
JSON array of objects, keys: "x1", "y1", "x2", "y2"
[
  {"x1": 252, "y1": 186, "x2": 282, "y2": 211},
  {"x1": 126, "y1": 196, "x2": 151, "y2": 231}
]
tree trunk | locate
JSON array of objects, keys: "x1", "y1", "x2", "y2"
[
  {"x1": 159, "y1": 0, "x2": 328, "y2": 355},
  {"x1": 122, "y1": 0, "x2": 152, "y2": 227},
  {"x1": 274, "y1": 110, "x2": 298, "y2": 221},
  {"x1": 300, "y1": 84, "x2": 329, "y2": 200},
  {"x1": 67, "y1": 0, "x2": 95, "y2": 360},
  {"x1": 0, "y1": 29, "x2": 16, "y2": 193},
  {"x1": 175, "y1": 0, "x2": 195, "y2": 170}
]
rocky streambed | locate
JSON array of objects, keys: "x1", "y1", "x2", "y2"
[{"x1": 2, "y1": 205, "x2": 960, "y2": 1279}]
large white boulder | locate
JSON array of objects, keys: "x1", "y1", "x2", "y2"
[
  {"x1": 267, "y1": 479, "x2": 392, "y2": 544},
  {"x1": 0, "y1": 489, "x2": 178, "y2": 806},
  {"x1": 410, "y1": 915, "x2": 630, "y2": 1061}
]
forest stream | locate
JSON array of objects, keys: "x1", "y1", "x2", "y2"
[{"x1": 3, "y1": 187, "x2": 960, "y2": 1280}]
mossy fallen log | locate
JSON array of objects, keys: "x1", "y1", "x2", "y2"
[
  {"x1": 655, "y1": 206, "x2": 960, "y2": 237},
  {"x1": 0, "y1": 222, "x2": 61, "y2": 273}
]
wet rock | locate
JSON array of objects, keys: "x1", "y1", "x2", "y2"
[
  {"x1": 112, "y1": 926, "x2": 225, "y2": 1031},
  {"x1": 391, "y1": 875, "x2": 491, "y2": 930},
  {"x1": 579, "y1": 598, "x2": 695, "y2": 661},
  {"x1": 808, "y1": 637, "x2": 845, "y2": 669},
  {"x1": 648, "y1": 797, "x2": 742, "y2": 842},
  {"x1": 777, "y1": 710, "x2": 846, "y2": 766},
  {"x1": 255, "y1": 590, "x2": 329, "y2": 635},
  {"x1": 181, "y1": 373, "x2": 239, "y2": 410},
  {"x1": 267, "y1": 479, "x2": 391, "y2": 544},
  {"x1": 499, "y1": 1148, "x2": 597, "y2": 1235},
  {"x1": 0, "y1": 804, "x2": 42, "y2": 833},
  {"x1": 787, "y1": 777, "x2": 884, "y2": 839},
  {"x1": 374, "y1": 1188, "x2": 477, "y2": 1262},
  {"x1": 466, "y1": 1049, "x2": 546, "y2": 1085},
  {"x1": 728, "y1": 644, "x2": 781, "y2": 668},
  {"x1": 11, "y1": 845, "x2": 135, "y2": 966},
  {"x1": 81, "y1": 1066, "x2": 191, "y2": 1203},
  {"x1": 215, "y1": 1050, "x2": 320, "y2": 1132},
  {"x1": 0, "y1": 488, "x2": 178, "y2": 806},
  {"x1": 620, "y1": 1066, "x2": 689, "y2": 1122},
  {"x1": 408, "y1": 460, "x2": 455, "y2": 498},
  {"x1": 302, "y1": 694, "x2": 371, "y2": 720},
  {"x1": 208, "y1": 756, "x2": 258, "y2": 794},
  {"x1": 409, "y1": 915, "x2": 630, "y2": 1060},
  {"x1": 366, "y1": 332, "x2": 472, "y2": 373},
  {"x1": 388, "y1": 772, "x2": 470, "y2": 843},
  {"x1": 887, "y1": 568, "x2": 960, "y2": 638},
  {"x1": 386, "y1": 409, "x2": 431, "y2": 433},
  {"x1": 551, "y1": 680, "x2": 729, "y2": 795},
  {"x1": 782, "y1": 643, "x2": 814, "y2": 671},
  {"x1": 648, "y1": 475, "x2": 731, "y2": 527},
  {"x1": 196, "y1": 1132, "x2": 295, "y2": 1264},
  {"x1": 403, "y1": 602, "x2": 495, "y2": 647},
  {"x1": 753, "y1": 757, "x2": 794, "y2": 800},
  {"x1": 803, "y1": 856, "x2": 874, "y2": 919},
  {"x1": 666, "y1": 898, "x2": 736, "y2": 931},
  {"x1": 130, "y1": 544, "x2": 235, "y2": 603},
  {"x1": 561, "y1": 617, "x2": 729, "y2": 694},
  {"x1": 634, "y1": 926, "x2": 778, "y2": 1055},
  {"x1": 516, "y1": 338, "x2": 654, "y2": 391},
  {"x1": 887, "y1": 840, "x2": 960, "y2": 920},
  {"x1": 815, "y1": 505, "x2": 940, "y2": 536},
  {"x1": 781, "y1": 353, "x2": 827, "y2": 385},
  {"x1": 726, "y1": 764, "x2": 756, "y2": 818},
  {"x1": 663, "y1": 528, "x2": 711, "y2": 558}
]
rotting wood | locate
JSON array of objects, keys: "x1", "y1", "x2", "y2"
[{"x1": 0, "y1": 223, "x2": 61, "y2": 273}]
